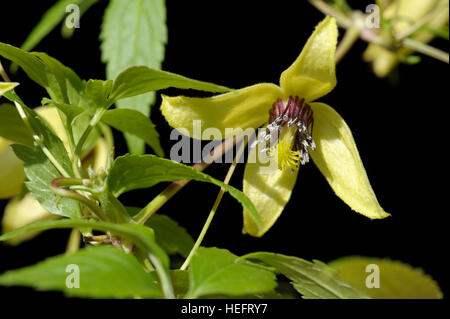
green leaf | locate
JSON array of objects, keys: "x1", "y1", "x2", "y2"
[
  {"x1": 108, "y1": 154, "x2": 261, "y2": 230},
  {"x1": 4, "y1": 96, "x2": 81, "y2": 218},
  {"x1": 95, "y1": 190, "x2": 131, "y2": 224},
  {"x1": 0, "y1": 82, "x2": 18, "y2": 96},
  {"x1": 0, "y1": 43, "x2": 85, "y2": 105},
  {"x1": 19, "y1": 0, "x2": 99, "y2": 52},
  {"x1": 243, "y1": 252, "x2": 369, "y2": 299},
  {"x1": 186, "y1": 247, "x2": 277, "y2": 298},
  {"x1": 102, "y1": 108, "x2": 163, "y2": 156},
  {"x1": 100, "y1": 0, "x2": 167, "y2": 154},
  {"x1": 329, "y1": 256, "x2": 443, "y2": 299},
  {"x1": 31, "y1": 52, "x2": 85, "y2": 104},
  {"x1": 0, "y1": 42, "x2": 49, "y2": 89},
  {"x1": 0, "y1": 218, "x2": 175, "y2": 297},
  {"x1": 0, "y1": 246, "x2": 162, "y2": 298},
  {"x1": 150, "y1": 269, "x2": 189, "y2": 298},
  {"x1": 0, "y1": 103, "x2": 34, "y2": 147},
  {"x1": 12, "y1": 144, "x2": 81, "y2": 218},
  {"x1": 110, "y1": 66, "x2": 232, "y2": 102},
  {"x1": 41, "y1": 98, "x2": 84, "y2": 125},
  {"x1": 0, "y1": 218, "x2": 169, "y2": 269},
  {"x1": 84, "y1": 79, "x2": 113, "y2": 111},
  {"x1": 146, "y1": 214, "x2": 194, "y2": 258}
]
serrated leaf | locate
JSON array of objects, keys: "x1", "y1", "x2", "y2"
[
  {"x1": 0, "y1": 246, "x2": 162, "y2": 298},
  {"x1": 329, "y1": 256, "x2": 443, "y2": 299},
  {"x1": 108, "y1": 154, "x2": 261, "y2": 230},
  {"x1": 0, "y1": 103, "x2": 34, "y2": 147},
  {"x1": 12, "y1": 144, "x2": 81, "y2": 218},
  {"x1": 100, "y1": 0, "x2": 167, "y2": 154},
  {"x1": 243, "y1": 252, "x2": 369, "y2": 299},
  {"x1": 1, "y1": 219, "x2": 175, "y2": 297},
  {"x1": 126, "y1": 207, "x2": 193, "y2": 258},
  {"x1": 102, "y1": 108, "x2": 163, "y2": 156},
  {"x1": 186, "y1": 247, "x2": 277, "y2": 298},
  {"x1": 0, "y1": 219, "x2": 169, "y2": 268},
  {"x1": 146, "y1": 214, "x2": 194, "y2": 258},
  {"x1": 4, "y1": 96, "x2": 81, "y2": 218},
  {"x1": 150, "y1": 269, "x2": 189, "y2": 298}
]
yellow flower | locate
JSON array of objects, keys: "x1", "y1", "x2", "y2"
[
  {"x1": 364, "y1": 0, "x2": 449, "y2": 77},
  {"x1": 161, "y1": 17, "x2": 389, "y2": 237}
]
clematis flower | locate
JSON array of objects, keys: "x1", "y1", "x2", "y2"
[
  {"x1": 161, "y1": 17, "x2": 389, "y2": 237},
  {"x1": 364, "y1": 0, "x2": 449, "y2": 77}
]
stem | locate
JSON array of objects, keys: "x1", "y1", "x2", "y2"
[
  {"x1": 335, "y1": 24, "x2": 362, "y2": 63},
  {"x1": 402, "y1": 38, "x2": 449, "y2": 63},
  {"x1": 0, "y1": 60, "x2": 11, "y2": 82},
  {"x1": 14, "y1": 100, "x2": 72, "y2": 177},
  {"x1": 148, "y1": 253, "x2": 175, "y2": 299},
  {"x1": 66, "y1": 229, "x2": 81, "y2": 255},
  {"x1": 180, "y1": 137, "x2": 248, "y2": 271},
  {"x1": 133, "y1": 135, "x2": 244, "y2": 225},
  {"x1": 73, "y1": 109, "x2": 106, "y2": 175},
  {"x1": 309, "y1": 0, "x2": 351, "y2": 28},
  {"x1": 50, "y1": 177, "x2": 108, "y2": 220}
]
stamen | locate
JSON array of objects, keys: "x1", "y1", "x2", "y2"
[{"x1": 264, "y1": 96, "x2": 315, "y2": 171}]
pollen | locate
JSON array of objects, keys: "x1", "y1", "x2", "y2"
[
  {"x1": 253, "y1": 96, "x2": 316, "y2": 171},
  {"x1": 272, "y1": 125, "x2": 301, "y2": 171}
]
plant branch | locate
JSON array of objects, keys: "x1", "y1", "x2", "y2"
[
  {"x1": 50, "y1": 177, "x2": 108, "y2": 220},
  {"x1": 402, "y1": 38, "x2": 449, "y2": 63},
  {"x1": 180, "y1": 136, "x2": 248, "y2": 271},
  {"x1": 133, "y1": 135, "x2": 245, "y2": 225}
]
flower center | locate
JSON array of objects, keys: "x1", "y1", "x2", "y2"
[{"x1": 253, "y1": 96, "x2": 315, "y2": 171}]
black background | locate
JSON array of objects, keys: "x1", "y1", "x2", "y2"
[{"x1": 0, "y1": 0, "x2": 448, "y2": 302}]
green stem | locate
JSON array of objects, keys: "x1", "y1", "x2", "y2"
[
  {"x1": 335, "y1": 24, "x2": 362, "y2": 63},
  {"x1": 402, "y1": 38, "x2": 449, "y2": 63},
  {"x1": 180, "y1": 136, "x2": 248, "y2": 271},
  {"x1": 50, "y1": 177, "x2": 108, "y2": 220},
  {"x1": 0, "y1": 60, "x2": 11, "y2": 82},
  {"x1": 309, "y1": 0, "x2": 351, "y2": 28},
  {"x1": 133, "y1": 135, "x2": 243, "y2": 225},
  {"x1": 66, "y1": 228, "x2": 81, "y2": 255},
  {"x1": 73, "y1": 109, "x2": 106, "y2": 174},
  {"x1": 148, "y1": 253, "x2": 175, "y2": 299},
  {"x1": 13, "y1": 100, "x2": 71, "y2": 177}
]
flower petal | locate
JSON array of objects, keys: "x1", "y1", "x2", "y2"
[
  {"x1": 161, "y1": 83, "x2": 282, "y2": 139},
  {"x1": 0, "y1": 82, "x2": 18, "y2": 97},
  {"x1": 280, "y1": 16, "x2": 338, "y2": 102},
  {"x1": 2, "y1": 193, "x2": 58, "y2": 245},
  {"x1": 0, "y1": 138, "x2": 25, "y2": 199},
  {"x1": 310, "y1": 102, "x2": 389, "y2": 219},
  {"x1": 243, "y1": 141, "x2": 298, "y2": 237}
]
